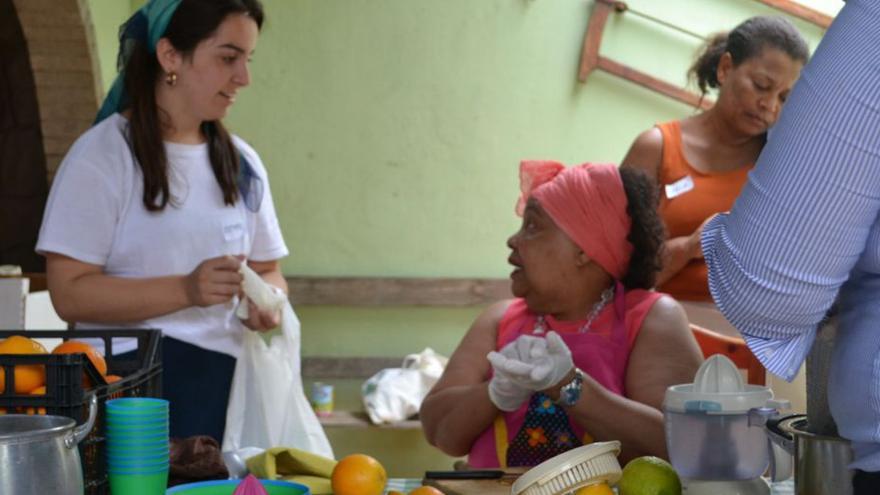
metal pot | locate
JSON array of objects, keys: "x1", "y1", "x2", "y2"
[
  {"x1": 0, "y1": 394, "x2": 96, "y2": 495},
  {"x1": 767, "y1": 413, "x2": 854, "y2": 495}
]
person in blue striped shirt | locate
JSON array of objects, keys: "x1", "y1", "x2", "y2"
[{"x1": 701, "y1": 1, "x2": 880, "y2": 491}]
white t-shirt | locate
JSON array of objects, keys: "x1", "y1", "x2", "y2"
[{"x1": 36, "y1": 113, "x2": 289, "y2": 357}]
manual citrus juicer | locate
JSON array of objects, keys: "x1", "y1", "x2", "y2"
[{"x1": 664, "y1": 355, "x2": 793, "y2": 495}]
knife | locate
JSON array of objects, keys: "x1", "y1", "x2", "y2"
[{"x1": 424, "y1": 470, "x2": 505, "y2": 479}]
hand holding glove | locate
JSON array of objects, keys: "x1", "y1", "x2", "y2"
[{"x1": 488, "y1": 331, "x2": 573, "y2": 391}]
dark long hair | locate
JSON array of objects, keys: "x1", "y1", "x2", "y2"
[
  {"x1": 123, "y1": 0, "x2": 264, "y2": 211},
  {"x1": 689, "y1": 16, "x2": 809, "y2": 97},
  {"x1": 619, "y1": 167, "x2": 665, "y2": 290}
]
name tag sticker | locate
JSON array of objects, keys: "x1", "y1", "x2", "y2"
[{"x1": 665, "y1": 175, "x2": 694, "y2": 199}]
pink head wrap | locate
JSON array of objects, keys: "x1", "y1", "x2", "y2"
[{"x1": 516, "y1": 160, "x2": 633, "y2": 280}]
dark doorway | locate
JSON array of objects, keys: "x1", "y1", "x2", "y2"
[{"x1": 0, "y1": 0, "x2": 48, "y2": 272}]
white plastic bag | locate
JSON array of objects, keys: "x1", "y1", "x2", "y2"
[
  {"x1": 223, "y1": 281, "x2": 333, "y2": 458},
  {"x1": 361, "y1": 348, "x2": 448, "y2": 424}
]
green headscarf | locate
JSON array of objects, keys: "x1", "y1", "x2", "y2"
[{"x1": 95, "y1": 0, "x2": 182, "y2": 124}]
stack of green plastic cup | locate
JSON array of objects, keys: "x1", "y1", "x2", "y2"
[{"x1": 105, "y1": 398, "x2": 170, "y2": 494}]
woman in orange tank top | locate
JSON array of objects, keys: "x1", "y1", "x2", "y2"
[{"x1": 622, "y1": 16, "x2": 808, "y2": 334}]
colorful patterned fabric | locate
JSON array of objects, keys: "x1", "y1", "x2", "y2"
[{"x1": 505, "y1": 393, "x2": 583, "y2": 466}]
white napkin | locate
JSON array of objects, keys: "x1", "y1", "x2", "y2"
[{"x1": 235, "y1": 263, "x2": 286, "y2": 320}]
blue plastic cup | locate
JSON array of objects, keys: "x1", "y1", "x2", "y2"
[
  {"x1": 107, "y1": 452, "x2": 169, "y2": 470},
  {"x1": 106, "y1": 411, "x2": 168, "y2": 425},
  {"x1": 104, "y1": 423, "x2": 170, "y2": 437},
  {"x1": 105, "y1": 428, "x2": 169, "y2": 446},
  {"x1": 105, "y1": 421, "x2": 168, "y2": 434},
  {"x1": 107, "y1": 398, "x2": 169, "y2": 413},
  {"x1": 106, "y1": 428, "x2": 168, "y2": 441},
  {"x1": 107, "y1": 449, "x2": 168, "y2": 464}
]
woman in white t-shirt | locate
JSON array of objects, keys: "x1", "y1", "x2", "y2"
[{"x1": 37, "y1": 0, "x2": 284, "y2": 442}]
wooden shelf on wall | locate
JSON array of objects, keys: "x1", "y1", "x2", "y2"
[
  {"x1": 317, "y1": 411, "x2": 421, "y2": 430},
  {"x1": 302, "y1": 356, "x2": 403, "y2": 379},
  {"x1": 578, "y1": 0, "x2": 712, "y2": 110},
  {"x1": 286, "y1": 276, "x2": 511, "y2": 307},
  {"x1": 754, "y1": 0, "x2": 832, "y2": 29}
]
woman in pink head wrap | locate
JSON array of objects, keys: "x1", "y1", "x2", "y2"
[{"x1": 421, "y1": 161, "x2": 703, "y2": 467}]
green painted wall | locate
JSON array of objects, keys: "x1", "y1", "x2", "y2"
[
  {"x1": 83, "y1": 0, "x2": 840, "y2": 477},
  {"x1": 85, "y1": 0, "x2": 136, "y2": 94}
]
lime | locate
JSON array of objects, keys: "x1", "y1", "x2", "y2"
[{"x1": 617, "y1": 456, "x2": 682, "y2": 495}]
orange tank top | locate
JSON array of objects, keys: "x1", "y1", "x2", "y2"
[{"x1": 656, "y1": 120, "x2": 752, "y2": 301}]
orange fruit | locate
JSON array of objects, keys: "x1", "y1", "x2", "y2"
[
  {"x1": 52, "y1": 340, "x2": 107, "y2": 387},
  {"x1": 409, "y1": 487, "x2": 444, "y2": 495},
  {"x1": 24, "y1": 386, "x2": 46, "y2": 415},
  {"x1": 574, "y1": 482, "x2": 614, "y2": 495},
  {"x1": 105, "y1": 374, "x2": 123, "y2": 399},
  {"x1": 331, "y1": 454, "x2": 387, "y2": 495},
  {"x1": 0, "y1": 336, "x2": 48, "y2": 393}
]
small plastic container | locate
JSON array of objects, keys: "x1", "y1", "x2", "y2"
[{"x1": 311, "y1": 382, "x2": 333, "y2": 417}]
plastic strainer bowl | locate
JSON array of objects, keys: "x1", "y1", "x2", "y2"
[
  {"x1": 511, "y1": 441, "x2": 622, "y2": 495},
  {"x1": 165, "y1": 479, "x2": 310, "y2": 495}
]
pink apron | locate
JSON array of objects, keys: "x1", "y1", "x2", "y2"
[{"x1": 468, "y1": 285, "x2": 662, "y2": 468}]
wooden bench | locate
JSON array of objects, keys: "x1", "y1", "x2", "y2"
[{"x1": 292, "y1": 277, "x2": 506, "y2": 430}]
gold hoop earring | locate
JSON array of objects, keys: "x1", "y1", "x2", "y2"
[{"x1": 165, "y1": 72, "x2": 178, "y2": 86}]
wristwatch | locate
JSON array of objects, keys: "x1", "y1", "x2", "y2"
[{"x1": 555, "y1": 368, "x2": 585, "y2": 407}]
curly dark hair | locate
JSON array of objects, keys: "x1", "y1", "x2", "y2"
[{"x1": 619, "y1": 167, "x2": 665, "y2": 290}]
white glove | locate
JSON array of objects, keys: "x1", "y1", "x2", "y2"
[
  {"x1": 486, "y1": 337, "x2": 538, "y2": 411},
  {"x1": 488, "y1": 335, "x2": 549, "y2": 370},
  {"x1": 488, "y1": 373, "x2": 531, "y2": 411},
  {"x1": 488, "y1": 331, "x2": 573, "y2": 391}
]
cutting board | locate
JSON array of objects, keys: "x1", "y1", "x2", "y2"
[{"x1": 423, "y1": 473, "x2": 521, "y2": 495}]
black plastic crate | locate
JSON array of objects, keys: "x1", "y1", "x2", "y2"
[{"x1": 0, "y1": 329, "x2": 162, "y2": 495}]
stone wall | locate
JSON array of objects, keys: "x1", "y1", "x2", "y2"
[
  {"x1": 12, "y1": 0, "x2": 100, "y2": 181},
  {"x1": 1, "y1": 0, "x2": 100, "y2": 271}
]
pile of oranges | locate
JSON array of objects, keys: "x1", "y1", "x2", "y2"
[{"x1": 0, "y1": 335, "x2": 121, "y2": 414}]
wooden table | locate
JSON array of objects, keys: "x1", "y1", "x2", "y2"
[
  {"x1": 423, "y1": 475, "x2": 519, "y2": 495},
  {"x1": 386, "y1": 476, "x2": 795, "y2": 494}
]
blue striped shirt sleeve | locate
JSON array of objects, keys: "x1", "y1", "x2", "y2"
[{"x1": 701, "y1": 0, "x2": 880, "y2": 381}]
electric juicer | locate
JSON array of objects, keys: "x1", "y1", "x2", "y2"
[{"x1": 663, "y1": 355, "x2": 792, "y2": 495}]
